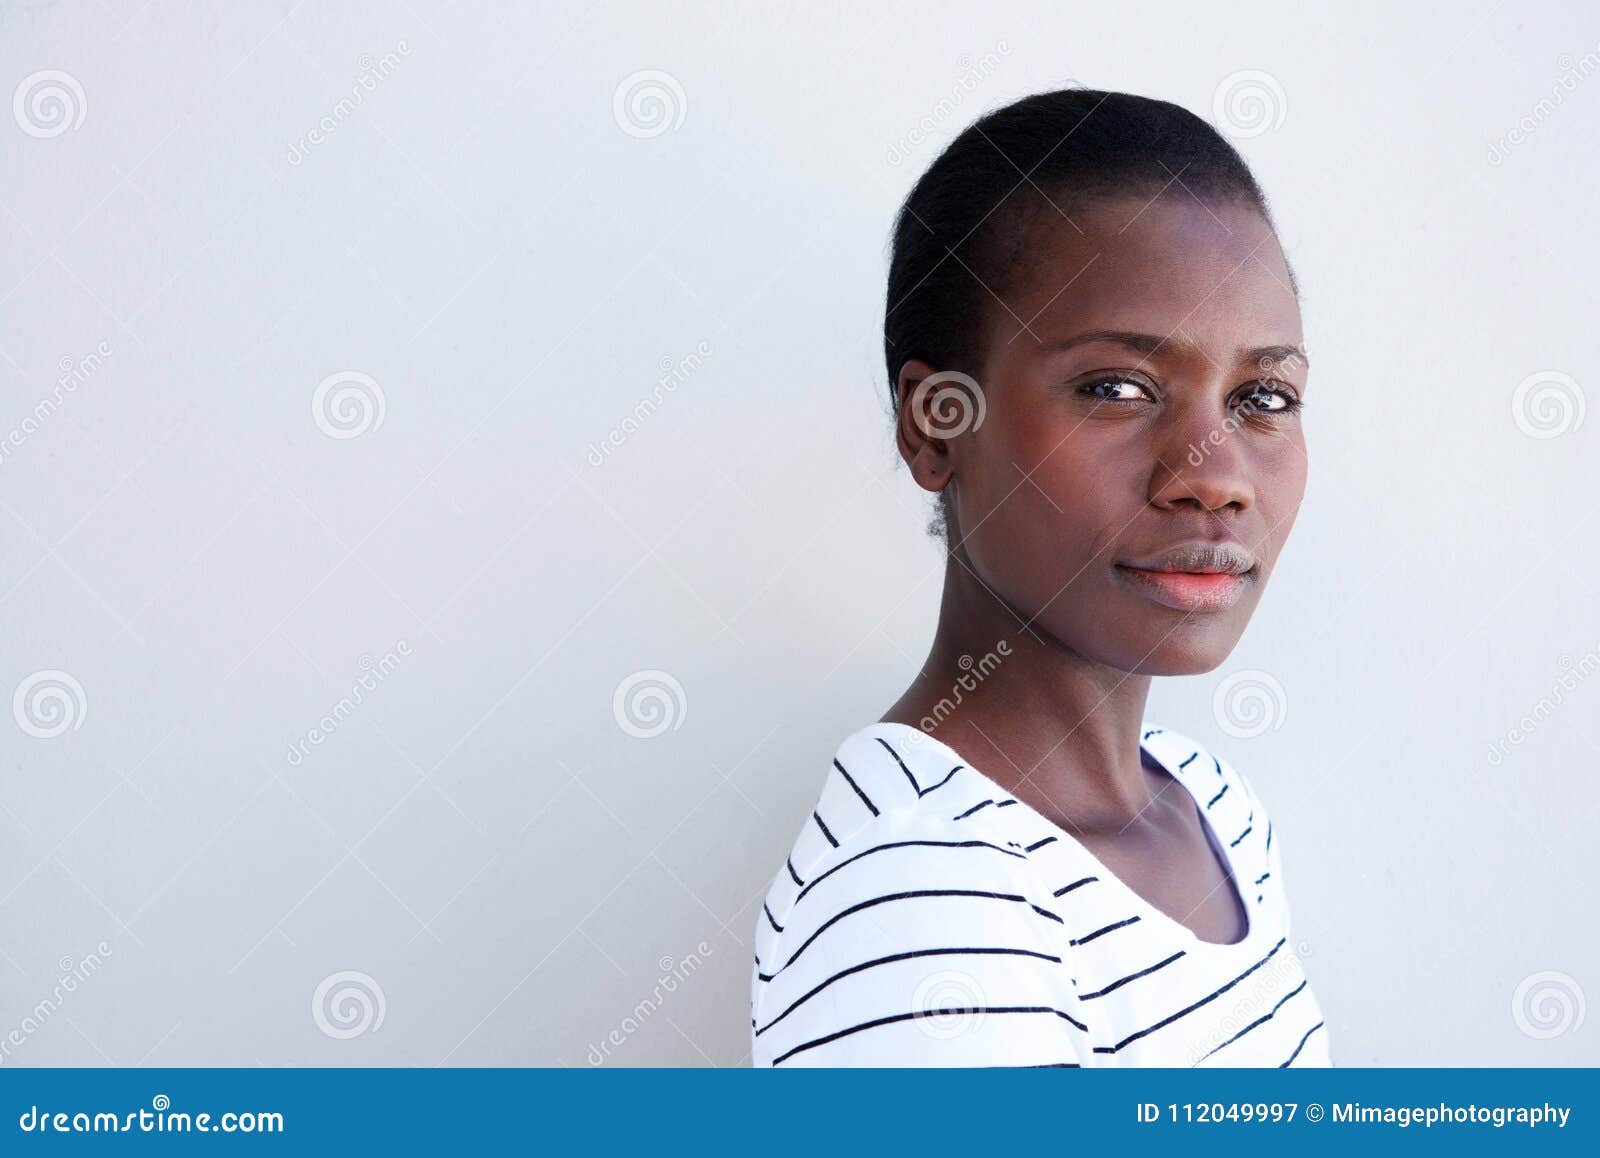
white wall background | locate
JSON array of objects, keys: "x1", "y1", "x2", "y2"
[{"x1": 1, "y1": 0, "x2": 1596, "y2": 1066}]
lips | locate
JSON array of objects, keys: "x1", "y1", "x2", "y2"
[{"x1": 1111, "y1": 541, "x2": 1257, "y2": 613}]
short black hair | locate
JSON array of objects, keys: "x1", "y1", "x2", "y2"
[{"x1": 883, "y1": 87, "x2": 1287, "y2": 410}]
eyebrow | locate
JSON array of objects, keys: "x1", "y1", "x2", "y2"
[{"x1": 1037, "y1": 328, "x2": 1307, "y2": 371}]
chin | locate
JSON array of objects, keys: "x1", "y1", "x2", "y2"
[{"x1": 1100, "y1": 621, "x2": 1250, "y2": 677}]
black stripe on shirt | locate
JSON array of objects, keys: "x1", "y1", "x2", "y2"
[
  {"x1": 874, "y1": 738, "x2": 923, "y2": 795},
  {"x1": 920, "y1": 765, "x2": 963, "y2": 795},
  {"x1": 792, "y1": 838, "x2": 1026, "y2": 907},
  {"x1": 813, "y1": 809, "x2": 838, "y2": 847},
  {"x1": 1053, "y1": 875, "x2": 1099, "y2": 897},
  {"x1": 1196, "y1": 978, "x2": 1308, "y2": 1062},
  {"x1": 1206, "y1": 784, "x2": 1228, "y2": 808},
  {"x1": 771, "y1": 1005, "x2": 1089, "y2": 1066},
  {"x1": 954, "y1": 799, "x2": 997, "y2": 820},
  {"x1": 1092, "y1": 937, "x2": 1287, "y2": 1054},
  {"x1": 765, "y1": 889, "x2": 1055, "y2": 979},
  {"x1": 1072, "y1": 915, "x2": 1141, "y2": 946},
  {"x1": 1079, "y1": 950, "x2": 1187, "y2": 1000},
  {"x1": 754, "y1": 945, "x2": 1061, "y2": 1036},
  {"x1": 833, "y1": 758, "x2": 879, "y2": 816},
  {"x1": 1280, "y1": 1020, "x2": 1325, "y2": 1067}
]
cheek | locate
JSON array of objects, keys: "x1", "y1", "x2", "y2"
[
  {"x1": 1253, "y1": 433, "x2": 1309, "y2": 554},
  {"x1": 956, "y1": 428, "x2": 1132, "y2": 598}
]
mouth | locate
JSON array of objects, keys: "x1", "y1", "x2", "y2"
[{"x1": 1111, "y1": 542, "x2": 1258, "y2": 614}]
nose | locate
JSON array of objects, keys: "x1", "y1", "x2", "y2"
[{"x1": 1147, "y1": 401, "x2": 1256, "y2": 514}]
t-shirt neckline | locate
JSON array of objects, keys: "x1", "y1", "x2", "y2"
[{"x1": 864, "y1": 720, "x2": 1259, "y2": 951}]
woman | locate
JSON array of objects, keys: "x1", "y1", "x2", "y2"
[{"x1": 750, "y1": 88, "x2": 1329, "y2": 1067}]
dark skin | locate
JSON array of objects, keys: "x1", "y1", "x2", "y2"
[{"x1": 883, "y1": 192, "x2": 1308, "y2": 946}]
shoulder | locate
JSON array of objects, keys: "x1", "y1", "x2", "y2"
[
  {"x1": 762, "y1": 722, "x2": 1059, "y2": 923},
  {"x1": 751, "y1": 724, "x2": 1085, "y2": 1065}
]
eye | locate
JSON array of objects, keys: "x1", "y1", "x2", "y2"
[
  {"x1": 1234, "y1": 380, "x2": 1303, "y2": 415},
  {"x1": 1078, "y1": 374, "x2": 1156, "y2": 404}
]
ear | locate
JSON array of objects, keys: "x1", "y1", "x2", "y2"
[{"x1": 894, "y1": 359, "x2": 983, "y2": 495}]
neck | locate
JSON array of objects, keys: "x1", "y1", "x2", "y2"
[{"x1": 883, "y1": 558, "x2": 1158, "y2": 831}]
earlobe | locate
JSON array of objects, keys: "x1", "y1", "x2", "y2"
[{"x1": 910, "y1": 444, "x2": 951, "y2": 493}]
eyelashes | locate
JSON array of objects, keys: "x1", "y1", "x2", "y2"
[{"x1": 1075, "y1": 374, "x2": 1304, "y2": 417}]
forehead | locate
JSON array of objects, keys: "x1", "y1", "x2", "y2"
[{"x1": 993, "y1": 194, "x2": 1301, "y2": 355}]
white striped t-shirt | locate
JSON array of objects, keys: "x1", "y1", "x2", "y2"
[{"x1": 750, "y1": 721, "x2": 1331, "y2": 1067}]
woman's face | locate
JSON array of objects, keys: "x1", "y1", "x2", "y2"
[{"x1": 906, "y1": 194, "x2": 1308, "y2": 676}]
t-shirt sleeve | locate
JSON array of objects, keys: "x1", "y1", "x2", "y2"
[{"x1": 751, "y1": 810, "x2": 1091, "y2": 1067}]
